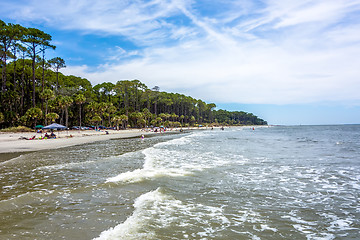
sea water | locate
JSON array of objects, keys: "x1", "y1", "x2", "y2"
[{"x1": 1, "y1": 125, "x2": 360, "y2": 239}]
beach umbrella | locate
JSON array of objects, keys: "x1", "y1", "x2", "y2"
[
  {"x1": 35, "y1": 125, "x2": 44, "y2": 129},
  {"x1": 43, "y1": 123, "x2": 67, "y2": 130}
]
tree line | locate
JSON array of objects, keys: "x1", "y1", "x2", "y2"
[{"x1": 0, "y1": 20, "x2": 267, "y2": 129}]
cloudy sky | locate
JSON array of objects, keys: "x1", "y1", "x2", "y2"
[{"x1": 1, "y1": 0, "x2": 360, "y2": 124}]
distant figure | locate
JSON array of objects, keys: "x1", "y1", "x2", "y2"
[
  {"x1": 221, "y1": 127, "x2": 224, "y2": 131},
  {"x1": 50, "y1": 132, "x2": 56, "y2": 138},
  {"x1": 141, "y1": 134, "x2": 144, "y2": 140},
  {"x1": 105, "y1": 131, "x2": 109, "y2": 135},
  {"x1": 23, "y1": 135, "x2": 36, "y2": 140},
  {"x1": 211, "y1": 127, "x2": 214, "y2": 130}
]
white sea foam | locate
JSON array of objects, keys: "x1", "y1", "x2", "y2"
[
  {"x1": 307, "y1": 233, "x2": 335, "y2": 240},
  {"x1": 328, "y1": 219, "x2": 355, "y2": 231},
  {"x1": 94, "y1": 188, "x2": 230, "y2": 240},
  {"x1": 35, "y1": 160, "x2": 96, "y2": 171},
  {"x1": 93, "y1": 188, "x2": 166, "y2": 240},
  {"x1": 107, "y1": 133, "x2": 241, "y2": 183},
  {"x1": 106, "y1": 168, "x2": 192, "y2": 183},
  {"x1": 282, "y1": 215, "x2": 316, "y2": 226},
  {"x1": 106, "y1": 147, "x2": 194, "y2": 183},
  {"x1": 153, "y1": 134, "x2": 192, "y2": 148},
  {"x1": 106, "y1": 145, "x2": 243, "y2": 183},
  {"x1": 260, "y1": 224, "x2": 277, "y2": 232}
]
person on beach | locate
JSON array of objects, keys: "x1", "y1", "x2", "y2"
[
  {"x1": 20, "y1": 135, "x2": 36, "y2": 140},
  {"x1": 50, "y1": 132, "x2": 56, "y2": 138}
]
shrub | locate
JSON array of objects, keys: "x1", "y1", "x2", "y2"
[{"x1": 0, "y1": 126, "x2": 34, "y2": 132}]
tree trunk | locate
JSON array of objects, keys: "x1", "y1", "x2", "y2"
[
  {"x1": 1, "y1": 44, "x2": 8, "y2": 92},
  {"x1": 79, "y1": 104, "x2": 82, "y2": 130},
  {"x1": 32, "y1": 46, "x2": 36, "y2": 108},
  {"x1": 65, "y1": 108, "x2": 68, "y2": 127},
  {"x1": 42, "y1": 52, "x2": 45, "y2": 92},
  {"x1": 45, "y1": 102, "x2": 48, "y2": 125},
  {"x1": 56, "y1": 71, "x2": 59, "y2": 92},
  {"x1": 13, "y1": 50, "x2": 17, "y2": 91},
  {"x1": 1, "y1": 58, "x2": 6, "y2": 92}
]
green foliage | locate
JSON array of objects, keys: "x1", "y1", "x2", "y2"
[
  {"x1": 0, "y1": 126, "x2": 33, "y2": 132},
  {"x1": 0, "y1": 20, "x2": 267, "y2": 129},
  {"x1": 0, "y1": 112, "x2": 4, "y2": 123},
  {"x1": 46, "y1": 112, "x2": 59, "y2": 123},
  {"x1": 40, "y1": 89, "x2": 55, "y2": 101},
  {"x1": 25, "y1": 107, "x2": 43, "y2": 120},
  {"x1": 74, "y1": 93, "x2": 86, "y2": 105}
]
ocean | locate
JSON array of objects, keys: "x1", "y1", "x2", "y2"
[{"x1": 1, "y1": 125, "x2": 360, "y2": 239}]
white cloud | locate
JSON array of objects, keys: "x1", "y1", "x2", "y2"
[
  {"x1": 63, "y1": 35, "x2": 360, "y2": 104},
  {"x1": 3, "y1": 0, "x2": 360, "y2": 105}
]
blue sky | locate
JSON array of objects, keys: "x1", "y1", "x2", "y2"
[{"x1": 1, "y1": 0, "x2": 360, "y2": 125}]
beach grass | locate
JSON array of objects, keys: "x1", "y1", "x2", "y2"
[{"x1": 0, "y1": 126, "x2": 34, "y2": 133}]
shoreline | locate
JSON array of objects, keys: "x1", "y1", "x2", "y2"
[
  {"x1": 0, "y1": 126, "x2": 229, "y2": 160},
  {"x1": 0, "y1": 129, "x2": 167, "y2": 157}
]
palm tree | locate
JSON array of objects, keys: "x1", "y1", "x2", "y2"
[
  {"x1": 98, "y1": 102, "x2": 108, "y2": 126},
  {"x1": 87, "y1": 102, "x2": 100, "y2": 117},
  {"x1": 180, "y1": 115, "x2": 185, "y2": 126},
  {"x1": 129, "y1": 112, "x2": 143, "y2": 128},
  {"x1": 138, "y1": 118, "x2": 146, "y2": 128},
  {"x1": 142, "y1": 108, "x2": 152, "y2": 127},
  {"x1": 91, "y1": 115, "x2": 102, "y2": 130},
  {"x1": 40, "y1": 89, "x2": 55, "y2": 125},
  {"x1": 25, "y1": 107, "x2": 43, "y2": 128},
  {"x1": 74, "y1": 94, "x2": 86, "y2": 129},
  {"x1": 56, "y1": 95, "x2": 65, "y2": 124},
  {"x1": 155, "y1": 117, "x2": 162, "y2": 127},
  {"x1": 62, "y1": 96, "x2": 73, "y2": 127},
  {"x1": 0, "y1": 112, "x2": 4, "y2": 124},
  {"x1": 171, "y1": 113, "x2": 178, "y2": 122},
  {"x1": 105, "y1": 103, "x2": 116, "y2": 127},
  {"x1": 46, "y1": 112, "x2": 59, "y2": 123},
  {"x1": 112, "y1": 115, "x2": 122, "y2": 130},
  {"x1": 190, "y1": 116, "x2": 196, "y2": 127},
  {"x1": 119, "y1": 114, "x2": 128, "y2": 129}
]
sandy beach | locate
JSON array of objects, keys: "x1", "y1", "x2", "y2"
[
  {"x1": 0, "y1": 126, "x2": 218, "y2": 158},
  {"x1": 0, "y1": 129, "x2": 159, "y2": 155}
]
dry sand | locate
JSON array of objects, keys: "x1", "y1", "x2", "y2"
[{"x1": 0, "y1": 129, "x2": 156, "y2": 154}]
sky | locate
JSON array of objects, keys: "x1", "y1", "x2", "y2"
[{"x1": 1, "y1": 0, "x2": 360, "y2": 125}]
